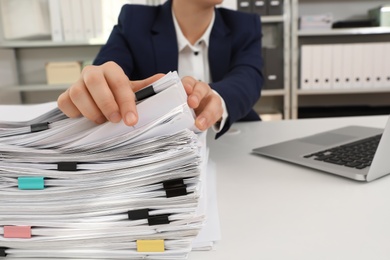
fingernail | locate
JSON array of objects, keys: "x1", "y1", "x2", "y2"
[
  {"x1": 190, "y1": 95, "x2": 199, "y2": 106},
  {"x1": 109, "y1": 112, "x2": 121, "y2": 123},
  {"x1": 95, "y1": 116, "x2": 106, "y2": 124},
  {"x1": 125, "y1": 112, "x2": 137, "y2": 125},
  {"x1": 197, "y1": 117, "x2": 207, "y2": 129}
]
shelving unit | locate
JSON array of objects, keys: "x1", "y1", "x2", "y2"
[
  {"x1": 291, "y1": 0, "x2": 390, "y2": 119},
  {"x1": 0, "y1": 39, "x2": 104, "y2": 103},
  {"x1": 255, "y1": 0, "x2": 291, "y2": 120},
  {"x1": 0, "y1": 44, "x2": 102, "y2": 103}
]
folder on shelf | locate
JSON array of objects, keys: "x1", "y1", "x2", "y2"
[
  {"x1": 263, "y1": 47, "x2": 283, "y2": 89},
  {"x1": 310, "y1": 45, "x2": 322, "y2": 89},
  {"x1": 69, "y1": 0, "x2": 84, "y2": 41},
  {"x1": 321, "y1": 44, "x2": 332, "y2": 90},
  {"x1": 237, "y1": 0, "x2": 252, "y2": 13},
  {"x1": 351, "y1": 43, "x2": 375, "y2": 89},
  {"x1": 331, "y1": 44, "x2": 344, "y2": 89},
  {"x1": 91, "y1": 0, "x2": 104, "y2": 39},
  {"x1": 349, "y1": 43, "x2": 366, "y2": 89},
  {"x1": 0, "y1": 0, "x2": 51, "y2": 40},
  {"x1": 384, "y1": 43, "x2": 390, "y2": 88},
  {"x1": 60, "y1": 0, "x2": 74, "y2": 42},
  {"x1": 48, "y1": 0, "x2": 64, "y2": 42},
  {"x1": 252, "y1": 0, "x2": 267, "y2": 16},
  {"x1": 266, "y1": 0, "x2": 283, "y2": 16},
  {"x1": 300, "y1": 45, "x2": 313, "y2": 90},
  {"x1": 81, "y1": 0, "x2": 95, "y2": 40},
  {"x1": 341, "y1": 43, "x2": 353, "y2": 89},
  {"x1": 372, "y1": 43, "x2": 387, "y2": 88}
]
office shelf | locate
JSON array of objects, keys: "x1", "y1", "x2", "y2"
[
  {"x1": 261, "y1": 15, "x2": 285, "y2": 23},
  {"x1": 262, "y1": 89, "x2": 287, "y2": 96},
  {"x1": 291, "y1": 0, "x2": 390, "y2": 119},
  {"x1": 258, "y1": 0, "x2": 291, "y2": 119},
  {"x1": 1, "y1": 84, "x2": 69, "y2": 92},
  {"x1": 297, "y1": 88, "x2": 390, "y2": 96},
  {"x1": 0, "y1": 39, "x2": 105, "y2": 48},
  {"x1": 298, "y1": 27, "x2": 390, "y2": 37}
]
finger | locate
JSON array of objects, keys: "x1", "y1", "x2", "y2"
[
  {"x1": 67, "y1": 77, "x2": 107, "y2": 124},
  {"x1": 181, "y1": 76, "x2": 197, "y2": 96},
  {"x1": 195, "y1": 94, "x2": 223, "y2": 131},
  {"x1": 57, "y1": 88, "x2": 81, "y2": 118},
  {"x1": 131, "y1": 73, "x2": 165, "y2": 93},
  {"x1": 80, "y1": 62, "x2": 122, "y2": 123},
  {"x1": 100, "y1": 62, "x2": 137, "y2": 126},
  {"x1": 187, "y1": 81, "x2": 210, "y2": 109}
]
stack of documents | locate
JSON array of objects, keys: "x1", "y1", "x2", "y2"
[{"x1": 0, "y1": 72, "x2": 218, "y2": 259}]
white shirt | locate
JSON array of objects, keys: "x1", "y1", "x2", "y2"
[{"x1": 172, "y1": 10, "x2": 228, "y2": 132}]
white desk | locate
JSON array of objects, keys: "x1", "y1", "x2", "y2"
[{"x1": 190, "y1": 115, "x2": 390, "y2": 260}]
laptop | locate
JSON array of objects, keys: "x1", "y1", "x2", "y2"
[{"x1": 252, "y1": 116, "x2": 390, "y2": 182}]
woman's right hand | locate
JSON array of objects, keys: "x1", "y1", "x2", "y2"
[{"x1": 57, "y1": 61, "x2": 164, "y2": 126}]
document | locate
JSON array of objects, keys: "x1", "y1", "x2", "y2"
[
  {"x1": 331, "y1": 44, "x2": 343, "y2": 89},
  {"x1": 300, "y1": 45, "x2": 312, "y2": 90},
  {"x1": 0, "y1": 71, "x2": 220, "y2": 259}
]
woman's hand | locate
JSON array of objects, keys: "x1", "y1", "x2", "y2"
[
  {"x1": 181, "y1": 76, "x2": 223, "y2": 131},
  {"x1": 57, "y1": 61, "x2": 164, "y2": 126}
]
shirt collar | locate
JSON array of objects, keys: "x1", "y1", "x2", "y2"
[{"x1": 172, "y1": 9, "x2": 215, "y2": 51}]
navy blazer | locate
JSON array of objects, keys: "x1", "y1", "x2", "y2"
[{"x1": 94, "y1": 0, "x2": 264, "y2": 138}]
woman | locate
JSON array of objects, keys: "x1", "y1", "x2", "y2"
[{"x1": 57, "y1": 0, "x2": 264, "y2": 138}]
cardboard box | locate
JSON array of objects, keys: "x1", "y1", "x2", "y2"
[
  {"x1": 45, "y1": 61, "x2": 81, "y2": 85},
  {"x1": 300, "y1": 13, "x2": 333, "y2": 30}
]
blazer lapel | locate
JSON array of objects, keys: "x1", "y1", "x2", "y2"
[
  {"x1": 209, "y1": 9, "x2": 231, "y2": 82},
  {"x1": 151, "y1": 0, "x2": 178, "y2": 73}
]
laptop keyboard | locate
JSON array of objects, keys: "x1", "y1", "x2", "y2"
[{"x1": 303, "y1": 134, "x2": 382, "y2": 170}]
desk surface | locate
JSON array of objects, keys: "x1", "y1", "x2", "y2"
[{"x1": 190, "y1": 115, "x2": 390, "y2": 260}]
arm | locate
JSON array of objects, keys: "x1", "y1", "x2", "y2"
[
  {"x1": 210, "y1": 13, "x2": 263, "y2": 138},
  {"x1": 58, "y1": 4, "x2": 227, "y2": 133}
]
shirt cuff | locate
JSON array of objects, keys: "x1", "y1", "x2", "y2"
[{"x1": 211, "y1": 90, "x2": 228, "y2": 133}]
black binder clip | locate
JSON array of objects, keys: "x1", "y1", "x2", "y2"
[
  {"x1": 148, "y1": 214, "x2": 170, "y2": 226},
  {"x1": 128, "y1": 209, "x2": 170, "y2": 226},
  {"x1": 165, "y1": 185, "x2": 188, "y2": 198},
  {"x1": 135, "y1": 85, "x2": 155, "y2": 101},
  {"x1": 163, "y1": 178, "x2": 187, "y2": 198},
  {"x1": 163, "y1": 178, "x2": 184, "y2": 190},
  {"x1": 0, "y1": 246, "x2": 8, "y2": 257},
  {"x1": 30, "y1": 122, "x2": 49, "y2": 133},
  {"x1": 128, "y1": 208, "x2": 149, "y2": 220},
  {"x1": 57, "y1": 161, "x2": 78, "y2": 171}
]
